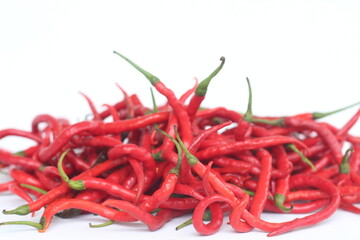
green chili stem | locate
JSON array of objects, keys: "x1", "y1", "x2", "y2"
[
  {"x1": 89, "y1": 220, "x2": 114, "y2": 228},
  {"x1": 113, "y1": 51, "x2": 160, "y2": 86},
  {"x1": 312, "y1": 101, "x2": 360, "y2": 119},
  {"x1": 150, "y1": 87, "x2": 159, "y2": 113},
  {"x1": 340, "y1": 148, "x2": 354, "y2": 174},
  {"x1": 57, "y1": 149, "x2": 85, "y2": 190},
  {"x1": 57, "y1": 149, "x2": 71, "y2": 183},
  {"x1": 155, "y1": 127, "x2": 183, "y2": 175},
  {"x1": 0, "y1": 220, "x2": 43, "y2": 230},
  {"x1": 287, "y1": 144, "x2": 316, "y2": 171},
  {"x1": 195, "y1": 57, "x2": 225, "y2": 97},
  {"x1": 175, "y1": 210, "x2": 212, "y2": 230},
  {"x1": 243, "y1": 77, "x2": 253, "y2": 122},
  {"x1": 20, "y1": 184, "x2": 48, "y2": 195}
]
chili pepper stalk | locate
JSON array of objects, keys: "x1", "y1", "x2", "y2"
[{"x1": 187, "y1": 57, "x2": 225, "y2": 119}]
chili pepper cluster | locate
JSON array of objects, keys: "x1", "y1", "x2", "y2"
[{"x1": 0, "y1": 52, "x2": 360, "y2": 236}]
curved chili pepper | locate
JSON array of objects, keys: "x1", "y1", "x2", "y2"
[
  {"x1": 128, "y1": 158, "x2": 145, "y2": 204},
  {"x1": 39, "y1": 198, "x2": 138, "y2": 232},
  {"x1": 103, "y1": 199, "x2": 186, "y2": 231},
  {"x1": 195, "y1": 135, "x2": 309, "y2": 160},
  {"x1": 264, "y1": 198, "x2": 330, "y2": 214},
  {"x1": 179, "y1": 77, "x2": 198, "y2": 104},
  {"x1": 34, "y1": 170, "x2": 61, "y2": 190},
  {"x1": 0, "y1": 128, "x2": 43, "y2": 143},
  {"x1": 79, "y1": 92, "x2": 102, "y2": 121},
  {"x1": 337, "y1": 108, "x2": 360, "y2": 140},
  {"x1": 268, "y1": 174, "x2": 341, "y2": 236},
  {"x1": 113, "y1": 51, "x2": 193, "y2": 147},
  {"x1": 3, "y1": 157, "x2": 128, "y2": 215},
  {"x1": 37, "y1": 112, "x2": 169, "y2": 161},
  {"x1": 8, "y1": 183, "x2": 34, "y2": 205},
  {"x1": 0, "y1": 149, "x2": 43, "y2": 171},
  {"x1": 196, "y1": 107, "x2": 242, "y2": 122},
  {"x1": 152, "y1": 111, "x2": 178, "y2": 154},
  {"x1": 284, "y1": 118, "x2": 343, "y2": 165},
  {"x1": 192, "y1": 194, "x2": 226, "y2": 235},
  {"x1": 10, "y1": 169, "x2": 44, "y2": 190},
  {"x1": 202, "y1": 161, "x2": 215, "y2": 196},
  {"x1": 107, "y1": 144, "x2": 156, "y2": 191},
  {"x1": 0, "y1": 180, "x2": 16, "y2": 192}
]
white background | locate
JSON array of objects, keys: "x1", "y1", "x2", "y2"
[{"x1": 0, "y1": 0, "x2": 359, "y2": 239}]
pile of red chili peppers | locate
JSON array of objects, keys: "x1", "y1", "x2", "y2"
[{"x1": 0, "y1": 52, "x2": 360, "y2": 236}]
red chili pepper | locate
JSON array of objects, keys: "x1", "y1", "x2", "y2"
[
  {"x1": 196, "y1": 106, "x2": 242, "y2": 122},
  {"x1": 37, "y1": 112, "x2": 169, "y2": 161},
  {"x1": 113, "y1": 51, "x2": 193, "y2": 147},
  {"x1": 3, "y1": 157, "x2": 128, "y2": 216},
  {"x1": 179, "y1": 78, "x2": 198, "y2": 104},
  {"x1": 234, "y1": 77, "x2": 253, "y2": 141},
  {"x1": 107, "y1": 144, "x2": 156, "y2": 191},
  {"x1": 8, "y1": 183, "x2": 34, "y2": 205},
  {"x1": 79, "y1": 92, "x2": 102, "y2": 121},
  {"x1": 250, "y1": 149, "x2": 273, "y2": 218},
  {"x1": 152, "y1": 111, "x2": 178, "y2": 154},
  {"x1": 268, "y1": 174, "x2": 341, "y2": 236},
  {"x1": 196, "y1": 135, "x2": 309, "y2": 160},
  {"x1": 39, "y1": 198, "x2": 138, "y2": 232},
  {"x1": 31, "y1": 114, "x2": 62, "y2": 136},
  {"x1": 337, "y1": 107, "x2": 360, "y2": 140},
  {"x1": 284, "y1": 118, "x2": 343, "y2": 165},
  {"x1": 264, "y1": 198, "x2": 330, "y2": 214},
  {"x1": 128, "y1": 158, "x2": 145, "y2": 204},
  {"x1": 286, "y1": 189, "x2": 329, "y2": 202},
  {"x1": 0, "y1": 181, "x2": 16, "y2": 192},
  {"x1": 34, "y1": 170, "x2": 61, "y2": 190},
  {"x1": 192, "y1": 194, "x2": 227, "y2": 235},
  {"x1": 0, "y1": 149, "x2": 43, "y2": 171},
  {"x1": 0, "y1": 128, "x2": 43, "y2": 143},
  {"x1": 10, "y1": 169, "x2": 44, "y2": 190},
  {"x1": 103, "y1": 199, "x2": 186, "y2": 231},
  {"x1": 272, "y1": 146, "x2": 293, "y2": 212}
]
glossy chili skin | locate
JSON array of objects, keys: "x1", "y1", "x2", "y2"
[
  {"x1": 3, "y1": 158, "x2": 128, "y2": 215},
  {"x1": 39, "y1": 198, "x2": 138, "y2": 232},
  {"x1": 103, "y1": 199, "x2": 186, "y2": 231},
  {"x1": 272, "y1": 146, "x2": 293, "y2": 212},
  {"x1": 250, "y1": 149, "x2": 272, "y2": 218},
  {"x1": 192, "y1": 194, "x2": 226, "y2": 235},
  {"x1": 268, "y1": 174, "x2": 341, "y2": 237},
  {"x1": 37, "y1": 112, "x2": 169, "y2": 162},
  {"x1": 195, "y1": 135, "x2": 309, "y2": 160},
  {"x1": 284, "y1": 117, "x2": 343, "y2": 164},
  {"x1": 0, "y1": 149, "x2": 43, "y2": 171},
  {"x1": 107, "y1": 144, "x2": 156, "y2": 192}
]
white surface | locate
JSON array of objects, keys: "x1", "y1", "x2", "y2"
[{"x1": 0, "y1": 0, "x2": 360, "y2": 239}]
